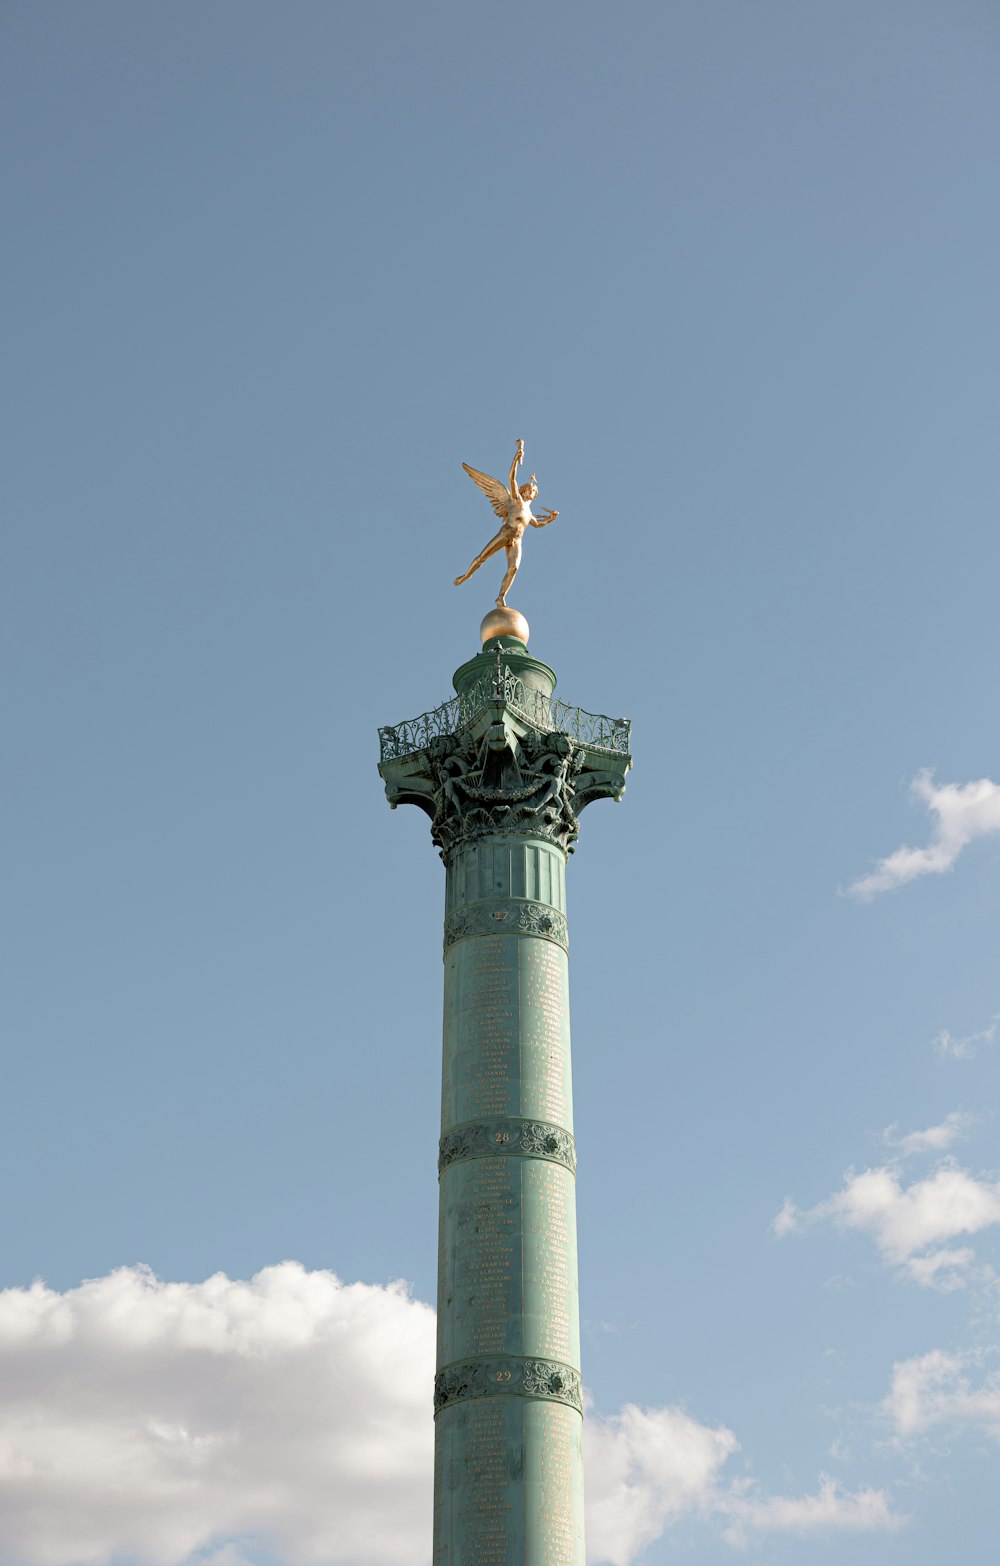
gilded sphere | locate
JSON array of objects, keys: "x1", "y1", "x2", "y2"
[{"x1": 480, "y1": 606, "x2": 530, "y2": 646}]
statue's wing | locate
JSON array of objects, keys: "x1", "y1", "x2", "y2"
[{"x1": 462, "y1": 463, "x2": 511, "y2": 520}]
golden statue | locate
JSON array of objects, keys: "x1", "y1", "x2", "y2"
[{"x1": 454, "y1": 439, "x2": 559, "y2": 607}]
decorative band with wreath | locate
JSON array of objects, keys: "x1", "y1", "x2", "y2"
[
  {"x1": 438, "y1": 1118, "x2": 576, "y2": 1176},
  {"x1": 444, "y1": 899, "x2": 568, "y2": 953},
  {"x1": 434, "y1": 1355, "x2": 582, "y2": 1415}
]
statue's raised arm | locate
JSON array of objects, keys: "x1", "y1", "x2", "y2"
[
  {"x1": 508, "y1": 438, "x2": 525, "y2": 499},
  {"x1": 454, "y1": 438, "x2": 558, "y2": 609}
]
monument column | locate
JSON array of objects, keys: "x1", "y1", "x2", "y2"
[{"x1": 379, "y1": 604, "x2": 631, "y2": 1565}]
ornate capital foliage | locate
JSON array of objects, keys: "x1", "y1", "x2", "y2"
[
  {"x1": 434, "y1": 1355, "x2": 583, "y2": 1416},
  {"x1": 443, "y1": 899, "x2": 569, "y2": 953},
  {"x1": 378, "y1": 660, "x2": 631, "y2": 858},
  {"x1": 426, "y1": 725, "x2": 583, "y2": 856},
  {"x1": 439, "y1": 1117, "x2": 576, "y2": 1176}
]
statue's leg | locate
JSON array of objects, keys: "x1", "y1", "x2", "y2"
[
  {"x1": 454, "y1": 531, "x2": 505, "y2": 586},
  {"x1": 495, "y1": 541, "x2": 522, "y2": 607}
]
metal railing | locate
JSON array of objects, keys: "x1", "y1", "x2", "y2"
[{"x1": 379, "y1": 663, "x2": 631, "y2": 762}]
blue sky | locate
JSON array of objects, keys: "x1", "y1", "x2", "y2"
[{"x1": 3, "y1": 3, "x2": 1000, "y2": 1562}]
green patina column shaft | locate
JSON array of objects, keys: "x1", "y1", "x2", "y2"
[{"x1": 379, "y1": 630, "x2": 631, "y2": 1565}]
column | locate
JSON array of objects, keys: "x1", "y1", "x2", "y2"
[
  {"x1": 434, "y1": 833, "x2": 583, "y2": 1564},
  {"x1": 378, "y1": 629, "x2": 631, "y2": 1566}
]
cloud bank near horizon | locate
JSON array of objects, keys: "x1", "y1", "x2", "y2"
[
  {"x1": 0, "y1": 1262, "x2": 902, "y2": 1566},
  {"x1": 0, "y1": 1263, "x2": 435, "y2": 1566}
]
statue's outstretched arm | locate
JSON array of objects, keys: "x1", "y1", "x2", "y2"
[
  {"x1": 508, "y1": 438, "x2": 525, "y2": 498},
  {"x1": 529, "y1": 507, "x2": 558, "y2": 528}
]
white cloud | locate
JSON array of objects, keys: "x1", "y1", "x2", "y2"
[
  {"x1": 884, "y1": 1349, "x2": 1000, "y2": 1440},
  {"x1": 883, "y1": 1111, "x2": 973, "y2": 1157},
  {"x1": 771, "y1": 1196, "x2": 800, "y2": 1239},
  {"x1": 904, "y1": 1247, "x2": 977, "y2": 1291},
  {"x1": 0, "y1": 1263, "x2": 904, "y2": 1566},
  {"x1": 934, "y1": 1014, "x2": 999, "y2": 1060},
  {"x1": 584, "y1": 1403, "x2": 737, "y2": 1565},
  {"x1": 583, "y1": 1405, "x2": 902, "y2": 1561},
  {"x1": 719, "y1": 1476, "x2": 904, "y2": 1546},
  {"x1": 774, "y1": 1157, "x2": 1000, "y2": 1288},
  {"x1": 844, "y1": 770, "x2": 1000, "y2": 900},
  {"x1": 0, "y1": 1262, "x2": 436, "y2": 1566}
]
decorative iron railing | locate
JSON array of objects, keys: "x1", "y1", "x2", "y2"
[
  {"x1": 549, "y1": 700, "x2": 632, "y2": 754},
  {"x1": 379, "y1": 663, "x2": 631, "y2": 762}
]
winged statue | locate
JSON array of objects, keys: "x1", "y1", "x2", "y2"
[{"x1": 454, "y1": 439, "x2": 559, "y2": 608}]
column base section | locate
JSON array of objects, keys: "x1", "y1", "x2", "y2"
[{"x1": 433, "y1": 1396, "x2": 584, "y2": 1566}]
